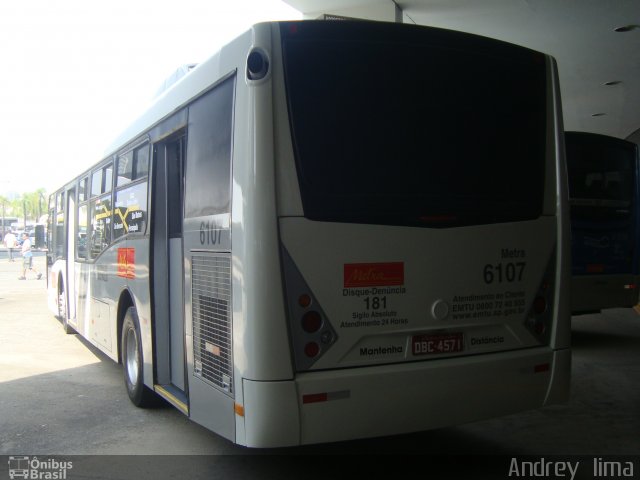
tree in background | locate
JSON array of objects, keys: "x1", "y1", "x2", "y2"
[
  {"x1": 36, "y1": 188, "x2": 47, "y2": 220},
  {"x1": 4, "y1": 189, "x2": 48, "y2": 230}
]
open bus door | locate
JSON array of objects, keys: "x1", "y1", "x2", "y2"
[{"x1": 151, "y1": 133, "x2": 188, "y2": 411}]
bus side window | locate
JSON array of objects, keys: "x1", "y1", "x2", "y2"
[
  {"x1": 117, "y1": 151, "x2": 134, "y2": 187},
  {"x1": 114, "y1": 182, "x2": 148, "y2": 239},
  {"x1": 113, "y1": 144, "x2": 149, "y2": 240},
  {"x1": 77, "y1": 204, "x2": 88, "y2": 260},
  {"x1": 89, "y1": 195, "x2": 112, "y2": 259},
  {"x1": 55, "y1": 191, "x2": 65, "y2": 259},
  {"x1": 134, "y1": 145, "x2": 149, "y2": 180},
  {"x1": 91, "y1": 170, "x2": 102, "y2": 198},
  {"x1": 78, "y1": 177, "x2": 88, "y2": 202},
  {"x1": 184, "y1": 75, "x2": 234, "y2": 219}
]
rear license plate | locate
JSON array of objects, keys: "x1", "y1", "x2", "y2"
[{"x1": 412, "y1": 332, "x2": 464, "y2": 355}]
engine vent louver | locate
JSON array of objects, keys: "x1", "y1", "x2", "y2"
[{"x1": 191, "y1": 253, "x2": 233, "y2": 395}]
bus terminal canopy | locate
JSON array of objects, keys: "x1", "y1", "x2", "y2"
[{"x1": 283, "y1": 0, "x2": 640, "y2": 143}]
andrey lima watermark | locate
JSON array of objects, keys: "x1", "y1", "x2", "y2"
[{"x1": 509, "y1": 457, "x2": 636, "y2": 479}]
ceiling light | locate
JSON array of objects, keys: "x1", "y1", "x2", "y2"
[{"x1": 614, "y1": 25, "x2": 639, "y2": 32}]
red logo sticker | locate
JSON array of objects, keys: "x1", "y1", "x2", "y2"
[
  {"x1": 117, "y1": 248, "x2": 135, "y2": 279},
  {"x1": 344, "y1": 262, "x2": 404, "y2": 288}
]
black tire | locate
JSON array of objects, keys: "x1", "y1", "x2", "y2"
[
  {"x1": 58, "y1": 280, "x2": 76, "y2": 334},
  {"x1": 121, "y1": 306, "x2": 157, "y2": 407}
]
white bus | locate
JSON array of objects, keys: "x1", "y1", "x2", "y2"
[{"x1": 47, "y1": 20, "x2": 570, "y2": 447}]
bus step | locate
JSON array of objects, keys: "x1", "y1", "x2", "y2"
[{"x1": 155, "y1": 384, "x2": 189, "y2": 415}]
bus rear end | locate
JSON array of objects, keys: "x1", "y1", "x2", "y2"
[
  {"x1": 248, "y1": 21, "x2": 571, "y2": 446},
  {"x1": 566, "y1": 131, "x2": 640, "y2": 313}
]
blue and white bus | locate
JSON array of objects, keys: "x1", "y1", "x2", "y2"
[
  {"x1": 566, "y1": 131, "x2": 640, "y2": 313},
  {"x1": 47, "y1": 20, "x2": 570, "y2": 447}
]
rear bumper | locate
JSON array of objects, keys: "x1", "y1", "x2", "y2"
[
  {"x1": 571, "y1": 274, "x2": 638, "y2": 313},
  {"x1": 241, "y1": 347, "x2": 570, "y2": 447}
]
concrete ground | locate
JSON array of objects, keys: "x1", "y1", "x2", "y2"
[{"x1": 0, "y1": 251, "x2": 638, "y2": 475}]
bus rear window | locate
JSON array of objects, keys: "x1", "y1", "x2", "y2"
[{"x1": 281, "y1": 21, "x2": 547, "y2": 227}]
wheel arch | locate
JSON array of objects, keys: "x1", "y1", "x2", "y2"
[
  {"x1": 56, "y1": 271, "x2": 66, "y2": 321},
  {"x1": 57, "y1": 271, "x2": 65, "y2": 295},
  {"x1": 117, "y1": 289, "x2": 135, "y2": 364}
]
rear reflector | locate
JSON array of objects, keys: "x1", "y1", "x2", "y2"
[
  {"x1": 303, "y1": 393, "x2": 328, "y2": 404},
  {"x1": 302, "y1": 390, "x2": 350, "y2": 404},
  {"x1": 534, "y1": 363, "x2": 550, "y2": 373},
  {"x1": 234, "y1": 403, "x2": 245, "y2": 417}
]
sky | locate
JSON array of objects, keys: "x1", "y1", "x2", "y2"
[{"x1": 0, "y1": 0, "x2": 301, "y2": 197}]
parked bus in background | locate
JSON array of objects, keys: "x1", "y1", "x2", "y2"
[
  {"x1": 46, "y1": 20, "x2": 570, "y2": 447},
  {"x1": 0, "y1": 217, "x2": 18, "y2": 237},
  {"x1": 566, "y1": 131, "x2": 640, "y2": 314}
]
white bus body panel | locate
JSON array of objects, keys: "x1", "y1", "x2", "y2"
[
  {"x1": 229, "y1": 23, "x2": 294, "y2": 384},
  {"x1": 281, "y1": 217, "x2": 558, "y2": 370},
  {"x1": 295, "y1": 348, "x2": 570, "y2": 446},
  {"x1": 239, "y1": 347, "x2": 569, "y2": 447}
]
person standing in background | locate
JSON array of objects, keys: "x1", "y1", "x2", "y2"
[
  {"x1": 18, "y1": 232, "x2": 42, "y2": 280},
  {"x1": 4, "y1": 230, "x2": 17, "y2": 262}
]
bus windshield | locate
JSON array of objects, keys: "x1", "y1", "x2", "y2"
[{"x1": 282, "y1": 22, "x2": 547, "y2": 227}]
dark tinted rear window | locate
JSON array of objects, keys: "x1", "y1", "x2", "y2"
[{"x1": 281, "y1": 21, "x2": 547, "y2": 227}]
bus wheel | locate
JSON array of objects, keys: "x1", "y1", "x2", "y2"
[
  {"x1": 121, "y1": 307, "x2": 156, "y2": 407},
  {"x1": 58, "y1": 281, "x2": 75, "y2": 334}
]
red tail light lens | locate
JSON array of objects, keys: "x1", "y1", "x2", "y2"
[
  {"x1": 282, "y1": 248, "x2": 338, "y2": 371},
  {"x1": 302, "y1": 311, "x2": 323, "y2": 333},
  {"x1": 524, "y1": 253, "x2": 555, "y2": 344},
  {"x1": 533, "y1": 296, "x2": 547, "y2": 315},
  {"x1": 304, "y1": 342, "x2": 320, "y2": 358}
]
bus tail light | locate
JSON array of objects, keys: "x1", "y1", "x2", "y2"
[
  {"x1": 304, "y1": 342, "x2": 320, "y2": 357},
  {"x1": 302, "y1": 311, "x2": 323, "y2": 333},
  {"x1": 532, "y1": 296, "x2": 547, "y2": 315},
  {"x1": 298, "y1": 294, "x2": 312, "y2": 308},
  {"x1": 525, "y1": 253, "x2": 556, "y2": 344},
  {"x1": 281, "y1": 248, "x2": 338, "y2": 371}
]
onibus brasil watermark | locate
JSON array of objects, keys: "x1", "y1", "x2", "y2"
[{"x1": 8, "y1": 457, "x2": 72, "y2": 480}]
